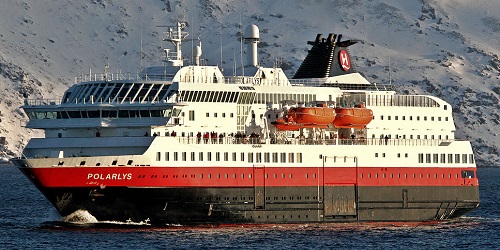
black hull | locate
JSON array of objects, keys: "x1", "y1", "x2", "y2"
[{"x1": 38, "y1": 185, "x2": 479, "y2": 226}]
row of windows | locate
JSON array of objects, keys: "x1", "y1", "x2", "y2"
[
  {"x1": 371, "y1": 134, "x2": 450, "y2": 140},
  {"x1": 378, "y1": 115, "x2": 449, "y2": 122},
  {"x1": 418, "y1": 153, "x2": 474, "y2": 164},
  {"x1": 157, "y1": 152, "x2": 303, "y2": 164},
  {"x1": 359, "y1": 170, "x2": 474, "y2": 179},
  {"x1": 143, "y1": 172, "x2": 317, "y2": 180},
  {"x1": 195, "y1": 195, "x2": 319, "y2": 202},
  {"x1": 64, "y1": 83, "x2": 170, "y2": 104},
  {"x1": 27, "y1": 108, "x2": 181, "y2": 120},
  {"x1": 375, "y1": 153, "x2": 409, "y2": 158}
]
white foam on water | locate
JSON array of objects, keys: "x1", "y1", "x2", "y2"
[{"x1": 63, "y1": 209, "x2": 98, "y2": 224}]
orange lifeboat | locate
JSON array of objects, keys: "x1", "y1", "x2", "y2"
[
  {"x1": 333, "y1": 103, "x2": 373, "y2": 129},
  {"x1": 272, "y1": 103, "x2": 335, "y2": 131}
]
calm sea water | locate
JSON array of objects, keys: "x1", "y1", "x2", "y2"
[{"x1": 0, "y1": 164, "x2": 498, "y2": 250}]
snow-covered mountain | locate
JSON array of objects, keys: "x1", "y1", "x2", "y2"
[{"x1": 0, "y1": 0, "x2": 498, "y2": 166}]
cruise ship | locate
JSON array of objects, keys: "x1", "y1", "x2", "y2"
[{"x1": 12, "y1": 22, "x2": 479, "y2": 225}]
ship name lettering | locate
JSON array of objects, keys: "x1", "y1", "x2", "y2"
[
  {"x1": 87, "y1": 173, "x2": 132, "y2": 180},
  {"x1": 251, "y1": 144, "x2": 262, "y2": 148}
]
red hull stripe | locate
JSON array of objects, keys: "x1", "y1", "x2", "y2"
[{"x1": 24, "y1": 166, "x2": 479, "y2": 188}]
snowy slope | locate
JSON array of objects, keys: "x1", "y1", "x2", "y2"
[{"x1": 0, "y1": 0, "x2": 498, "y2": 166}]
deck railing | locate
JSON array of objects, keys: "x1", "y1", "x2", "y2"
[{"x1": 176, "y1": 136, "x2": 452, "y2": 147}]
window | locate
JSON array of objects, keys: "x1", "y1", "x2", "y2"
[
  {"x1": 288, "y1": 153, "x2": 294, "y2": 163},
  {"x1": 281, "y1": 153, "x2": 286, "y2": 163},
  {"x1": 216, "y1": 152, "x2": 220, "y2": 161},
  {"x1": 248, "y1": 153, "x2": 254, "y2": 163},
  {"x1": 297, "y1": 153, "x2": 302, "y2": 163},
  {"x1": 418, "y1": 153, "x2": 424, "y2": 163},
  {"x1": 191, "y1": 152, "x2": 195, "y2": 161},
  {"x1": 455, "y1": 154, "x2": 460, "y2": 164},
  {"x1": 264, "y1": 153, "x2": 270, "y2": 163},
  {"x1": 426, "y1": 154, "x2": 431, "y2": 163},
  {"x1": 256, "y1": 153, "x2": 262, "y2": 163},
  {"x1": 272, "y1": 153, "x2": 278, "y2": 163},
  {"x1": 448, "y1": 154, "x2": 453, "y2": 163},
  {"x1": 165, "y1": 152, "x2": 170, "y2": 161},
  {"x1": 224, "y1": 152, "x2": 229, "y2": 161},
  {"x1": 433, "y1": 154, "x2": 438, "y2": 163},
  {"x1": 156, "y1": 152, "x2": 161, "y2": 161},
  {"x1": 207, "y1": 152, "x2": 212, "y2": 161},
  {"x1": 182, "y1": 152, "x2": 187, "y2": 161},
  {"x1": 206, "y1": 112, "x2": 209, "y2": 117},
  {"x1": 232, "y1": 152, "x2": 237, "y2": 161},
  {"x1": 462, "y1": 154, "x2": 468, "y2": 164},
  {"x1": 199, "y1": 152, "x2": 203, "y2": 161},
  {"x1": 189, "y1": 110, "x2": 195, "y2": 121},
  {"x1": 174, "y1": 152, "x2": 178, "y2": 161}
]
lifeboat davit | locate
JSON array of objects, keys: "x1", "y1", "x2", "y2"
[
  {"x1": 333, "y1": 103, "x2": 373, "y2": 129},
  {"x1": 272, "y1": 103, "x2": 335, "y2": 131}
]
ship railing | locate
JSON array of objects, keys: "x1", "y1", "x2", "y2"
[
  {"x1": 289, "y1": 79, "x2": 395, "y2": 91},
  {"x1": 25, "y1": 99, "x2": 61, "y2": 106},
  {"x1": 75, "y1": 73, "x2": 174, "y2": 83},
  {"x1": 176, "y1": 136, "x2": 453, "y2": 147}
]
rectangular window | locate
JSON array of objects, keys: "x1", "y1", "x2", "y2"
[
  {"x1": 248, "y1": 152, "x2": 254, "y2": 163},
  {"x1": 433, "y1": 154, "x2": 438, "y2": 163},
  {"x1": 426, "y1": 154, "x2": 431, "y2": 163},
  {"x1": 207, "y1": 152, "x2": 212, "y2": 161},
  {"x1": 469, "y1": 154, "x2": 475, "y2": 164},
  {"x1": 440, "y1": 154, "x2": 446, "y2": 163},
  {"x1": 297, "y1": 153, "x2": 302, "y2": 163},
  {"x1": 232, "y1": 152, "x2": 237, "y2": 161},
  {"x1": 216, "y1": 152, "x2": 220, "y2": 161},
  {"x1": 165, "y1": 152, "x2": 170, "y2": 161},
  {"x1": 156, "y1": 152, "x2": 161, "y2": 161},
  {"x1": 448, "y1": 154, "x2": 453, "y2": 163},
  {"x1": 189, "y1": 110, "x2": 195, "y2": 121},
  {"x1": 455, "y1": 154, "x2": 460, "y2": 163},
  {"x1": 418, "y1": 153, "x2": 424, "y2": 163},
  {"x1": 256, "y1": 153, "x2": 261, "y2": 163},
  {"x1": 462, "y1": 154, "x2": 468, "y2": 164},
  {"x1": 288, "y1": 153, "x2": 294, "y2": 163},
  {"x1": 182, "y1": 152, "x2": 187, "y2": 161},
  {"x1": 241, "y1": 152, "x2": 245, "y2": 161},
  {"x1": 281, "y1": 153, "x2": 286, "y2": 163},
  {"x1": 272, "y1": 153, "x2": 278, "y2": 163},
  {"x1": 174, "y1": 152, "x2": 178, "y2": 161},
  {"x1": 224, "y1": 152, "x2": 229, "y2": 161},
  {"x1": 191, "y1": 152, "x2": 195, "y2": 161},
  {"x1": 264, "y1": 153, "x2": 270, "y2": 163},
  {"x1": 199, "y1": 152, "x2": 203, "y2": 161}
]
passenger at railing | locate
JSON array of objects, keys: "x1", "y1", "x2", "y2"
[
  {"x1": 171, "y1": 131, "x2": 177, "y2": 137},
  {"x1": 204, "y1": 132, "x2": 209, "y2": 144},
  {"x1": 211, "y1": 132, "x2": 217, "y2": 144},
  {"x1": 219, "y1": 133, "x2": 224, "y2": 144},
  {"x1": 197, "y1": 132, "x2": 202, "y2": 144},
  {"x1": 384, "y1": 135, "x2": 389, "y2": 145},
  {"x1": 153, "y1": 132, "x2": 158, "y2": 137},
  {"x1": 235, "y1": 132, "x2": 243, "y2": 144},
  {"x1": 166, "y1": 131, "x2": 170, "y2": 136}
]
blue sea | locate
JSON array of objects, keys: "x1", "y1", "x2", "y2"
[{"x1": 0, "y1": 164, "x2": 498, "y2": 250}]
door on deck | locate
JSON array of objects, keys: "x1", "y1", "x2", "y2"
[
  {"x1": 323, "y1": 156, "x2": 358, "y2": 219},
  {"x1": 254, "y1": 165, "x2": 265, "y2": 209}
]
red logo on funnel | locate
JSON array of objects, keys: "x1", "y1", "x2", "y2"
[{"x1": 339, "y1": 50, "x2": 351, "y2": 71}]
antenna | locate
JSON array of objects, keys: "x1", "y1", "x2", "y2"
[
  {"x1": 140, "y1": 13, "x2": 143, "y2": 71},
  {"x1": 239, "y1": 13, "x2": 244, "y2": 76},
  {"x1": 220, "y1": 25, "x2": 223, "y2": 72}
]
